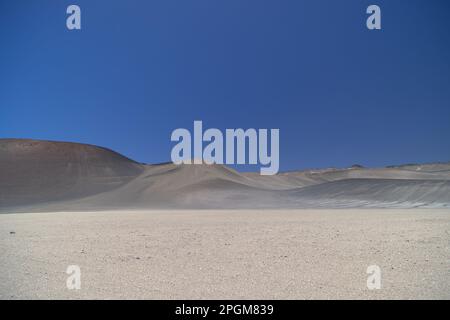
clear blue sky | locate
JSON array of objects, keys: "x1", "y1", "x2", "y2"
[{"x1": 1, "y1": 0, "x2": 449, "y2": 171}]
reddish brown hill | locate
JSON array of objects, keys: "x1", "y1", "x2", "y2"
[{"x1": 0, "y1": 139, "x2": 144, "y2": 208}]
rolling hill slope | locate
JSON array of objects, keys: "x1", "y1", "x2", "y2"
[{"x1": 1, "y1": 139, "x2": 449, "y2": 211}]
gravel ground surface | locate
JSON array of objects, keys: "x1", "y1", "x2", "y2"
[{"x1": 0, "y1": 209, "x2": 449, "y2": 299}]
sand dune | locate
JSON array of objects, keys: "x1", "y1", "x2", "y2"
[
  {"x1": 287, "y1": 179, "x2": 450, "y2": 208},
  {"x1": 1, "y1": 139, "x2": 449, "y2": 212}
]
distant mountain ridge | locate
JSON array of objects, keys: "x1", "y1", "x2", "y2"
[{"x1": 1, "y1": 139, "x2": 449, "y2": 212}]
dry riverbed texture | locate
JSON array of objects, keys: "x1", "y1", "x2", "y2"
[{"x1": 1, "y1": 209, "x2": 449, "y2": 299}]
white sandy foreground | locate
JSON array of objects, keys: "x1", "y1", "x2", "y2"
[{"x1": 0, "y1": 209, "x2": 449, "y2": 300}]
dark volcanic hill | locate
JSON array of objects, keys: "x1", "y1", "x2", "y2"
[{"x1": 0, "y1": 139, "x2": 144, "y2": 208}]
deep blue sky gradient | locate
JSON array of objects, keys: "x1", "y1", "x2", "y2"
[{"x1": 1, "y1": 0, "x2": 449, "y2": 171}]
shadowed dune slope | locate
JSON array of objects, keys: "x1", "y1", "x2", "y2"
[
  {"x1": 0, "y1": 139, "x2": 449, "y2": 211},
  {"x1": 286, "y1": 179, "x2": 450, "y2": 208},
  {"x1": 0, "y1": 139, "x2": 144, "y2": 208}
]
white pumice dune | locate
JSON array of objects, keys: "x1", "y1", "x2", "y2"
[{"x1": 0, "y1": 209, "x2": 449, "y2": 299}]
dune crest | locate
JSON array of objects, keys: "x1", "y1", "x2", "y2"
[{"x1": 1, "y1": 139, "x2": 449, "y2": 212}]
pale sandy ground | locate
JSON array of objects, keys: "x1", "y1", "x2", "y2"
[{"x1": 0, "y1": 209, "x2": 449, "y2": 300}]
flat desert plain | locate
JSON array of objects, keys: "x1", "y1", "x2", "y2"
[{"x1": 1, "y1": 209, "x2": 449, "y2": 300}]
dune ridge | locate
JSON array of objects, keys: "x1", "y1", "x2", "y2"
[{"x1": 1, "y1": 139, "x2": 449, "y2": 212}]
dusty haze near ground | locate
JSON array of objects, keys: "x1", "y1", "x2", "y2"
[{"x1": 1, "y1": 209, "x2": 449, "y2": 300}]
